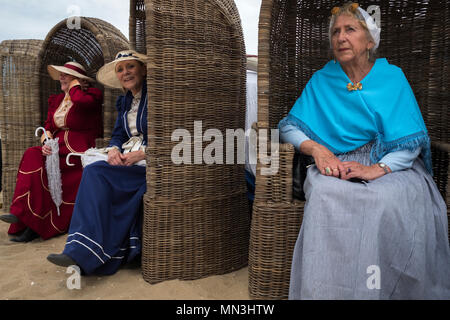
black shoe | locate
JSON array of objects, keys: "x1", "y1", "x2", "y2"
[
  {"x1": 0, "y1": 214, "x2": 19, "y2": 224},
  {"x1": 10, "y1": 227, "x2": 39, "y2": 242},
  {"x1": 47, "y1": 253, "x2": 77, "y2": 268}
]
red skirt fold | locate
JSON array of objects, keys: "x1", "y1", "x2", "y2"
[{"x1": 8, "y1": 145, "x2": 82, "y2": 240}]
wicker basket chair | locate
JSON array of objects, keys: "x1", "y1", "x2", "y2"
[
  {"x1": 38, "y1": 17, "x2": 129, "y2": 148},
  {"x1": 0, "y1": 40, "x2": 44, "y2": 210},
  {"x1": 142, "y1": 0, "x2": 249, "y2": 284},
  {"x1": 249, "y1": 0, "x2": 450, "y2": 300},
  {"x1": 0, "y1": 18, "x2": 129, "y2": 212},
  {"x1": 130, "y1": 0, "x2": 147, "y2": 54}
]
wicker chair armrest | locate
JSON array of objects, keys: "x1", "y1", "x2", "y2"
[
  {"x1": 431, "y1": 141, "x2": 450, "y2": 246},
  {"x1": 253, "y1": 121, "x2": 296, "y2": 203},
  {"x1": 95, "y1": 138, "x2": 110, "y2": 149},
  {"x1": 431, "y1": 141, "x2": 450, "y2": 204},
  {"x1": 432, "y1": 141, "x2": 450, "y2": 154}
]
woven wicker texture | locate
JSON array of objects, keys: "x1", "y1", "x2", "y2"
[
  {"x1": 142, "y1": 0, "x2": 249, "y2": 284},
  {"x1": 432, "y1": 141, "x2": 450, "y2": 244},
  {"x1": 39, "y1": 17, "x2": 129, "y2": 148},
  {"x1": 130, "y1": 0, "x2": 147, "y2": 54},
  {"x1": 0, "y1": 18, "x2": 129, "y2": 211},
  {"x1": 0, "y1": 40, "x2": 43, "y2": 210},
  {"x1": 250, "y1": 0, "x2": 450, "y2": 300}
]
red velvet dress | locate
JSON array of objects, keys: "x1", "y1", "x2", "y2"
[{"x1": 8, "y1": 85, "x2": 103, "y2": 240}]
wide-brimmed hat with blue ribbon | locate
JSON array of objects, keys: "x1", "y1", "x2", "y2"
[{"x1": 96, "y1": 50, "x2": 149, "y2": 89}]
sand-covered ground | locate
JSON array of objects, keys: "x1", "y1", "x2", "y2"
[{"x1": 0, "y1": 215, "x2": 250, "y2": 300}]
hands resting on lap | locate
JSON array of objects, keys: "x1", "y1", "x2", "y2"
[
  {"x1": 107, "y1": 148, "x2": 145, "y2": 166},
  {"x1": 301, "y1": 140, "x2": 389, "y2": 181},
  {"x1": 43, "y1": 144, "x2": 145, "y2": 167}
]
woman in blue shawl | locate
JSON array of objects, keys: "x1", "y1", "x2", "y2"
[
  {"x1": 280, "y1": 3, "x2": 450, "y2": 299},
  {"x1": 46, "y1": 50, "x2": 148, "y2": 275}
]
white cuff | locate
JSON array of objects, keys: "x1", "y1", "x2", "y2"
[{"x1": 106, "y1": 145, "x2": 121, "y2": 153}]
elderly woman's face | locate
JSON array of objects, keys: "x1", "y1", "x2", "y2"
[
  {"x1": 59, "y1": 73, "x2": 76, "y2": 93},
  {"x1": 331, "y1": 14, "x2": 373, "y2": 65},
  {"x1": 115, "y1": 60, "x2": 146, "y2": 94}
]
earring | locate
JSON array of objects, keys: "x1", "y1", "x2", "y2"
[{"x1": 367, "y1": 49, "x2": 370, "y2": 61}]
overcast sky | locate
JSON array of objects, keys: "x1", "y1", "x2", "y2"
[{"x1": 0, "y1": 0, "x2": 261, "y2": 55}]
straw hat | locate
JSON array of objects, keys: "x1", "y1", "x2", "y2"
[
  {"x1": 96, "y1": 50, "x2": 149, "y2": 89},
  {"x1": 47, "y1": 61, "x2": 95, "y2": 82}
]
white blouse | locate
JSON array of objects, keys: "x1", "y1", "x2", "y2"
[
  {"x1": 122, "y1": 90, "x2": 146, "y2": 153},
  {"x1": 53, "y1": 93, "x2": 73, "y2": 129},
  {"x1": 127, "y1": 90, "x2": 142, "y2": 137}
]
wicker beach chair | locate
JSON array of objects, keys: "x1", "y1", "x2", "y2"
[
  {"x1": 130, "y1": 0, "x2": 147, "y2": 54},
  {"x1": 38, "y1": 17, "x2": 129, "y2": 148},
  {"x1": 249, "y1": 0, "x2": 450, "y2": 300},
  {"x1": 0, "y1": 40, "x2": 44, "y2": 210},
  {"x1": 141, "y1": 0, "x2": 250, "y2": 284},
  {"x1": 0, "y1": 18, "x2": 129, "y2": 212}
]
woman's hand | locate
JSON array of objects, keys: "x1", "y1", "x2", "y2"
[
  {"x1": 120, "y1": 150, "x2": 145, "y2": 166},
  {"x1": 304, "y1": 142, "x2": 346, "y2": 178},
  {"x1": 79, "y1": 79, "x2": 90, "y2": 91},
  {"x1": 42, "y1": 145, "x2": 52, "y2": 156},
  {"x1": 107, "y1": 148, "x2": 124, "y2": 166},
  {"x1": 40, "y1": 131, "x2": 53, "y2": 145},
  {"x1": 341, "y1": 162, "x2": 388, "y2": 181}
]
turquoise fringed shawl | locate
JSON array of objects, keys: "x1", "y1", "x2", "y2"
[{"x1": 280, "y1": 58, "x2": 432, "y2": 174}]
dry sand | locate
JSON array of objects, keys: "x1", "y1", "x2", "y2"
[{"x1": 0, "y1": 220, "x2": 250, "y2": 300}]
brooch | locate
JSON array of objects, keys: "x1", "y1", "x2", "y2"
[{"x1": 347, "y1": 82, "x2": 362, "y2": 91}]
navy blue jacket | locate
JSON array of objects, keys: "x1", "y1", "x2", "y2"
[{"x1": 108, "y1": 82, "x2": 148, "y2": 152}]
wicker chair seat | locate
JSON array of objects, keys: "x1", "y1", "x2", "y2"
[
  {"x1": 249, "y1": 0, "x2": 450, "y2": 300},
  {"x1": 141, "y1": 0, "x2": 250, "y2": 284},
  {"x1": 0, "y1": 18, "x2": 129, "y2": 212},
  {"x1": 0, "y1": 40, "x2": 44, "y2": 209}
]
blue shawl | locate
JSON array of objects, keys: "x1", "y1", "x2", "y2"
[{"x1": 279, "y1": 58, "x2": 432, "y2": 174}]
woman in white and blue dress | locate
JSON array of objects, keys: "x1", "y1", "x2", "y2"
[
  {"x1": 279, "y1": 3, "x2": 450, "y2": 299},
  {"x1": 47, "y1": 50, "x2": 149, "y2": 275}
]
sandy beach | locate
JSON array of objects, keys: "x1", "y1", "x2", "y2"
[{"x1": 0, "y1": 220, "x2": 250, "y2": 300}]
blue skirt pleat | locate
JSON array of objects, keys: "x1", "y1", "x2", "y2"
[{"x1": 63, "y1": 161, "x2": 146, "y2": 275}]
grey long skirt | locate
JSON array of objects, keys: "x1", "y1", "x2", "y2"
[{"x1": 289, "y1": 144, "x2": 450, "y2": 299}]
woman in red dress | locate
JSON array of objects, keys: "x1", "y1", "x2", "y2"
[{"x1": 0, "y1": 61, "x2": 103, "y2": 242}]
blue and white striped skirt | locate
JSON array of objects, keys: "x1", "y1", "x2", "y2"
[{"x1": 63, "y1": 161, "x2": 146, "y2": 275}]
